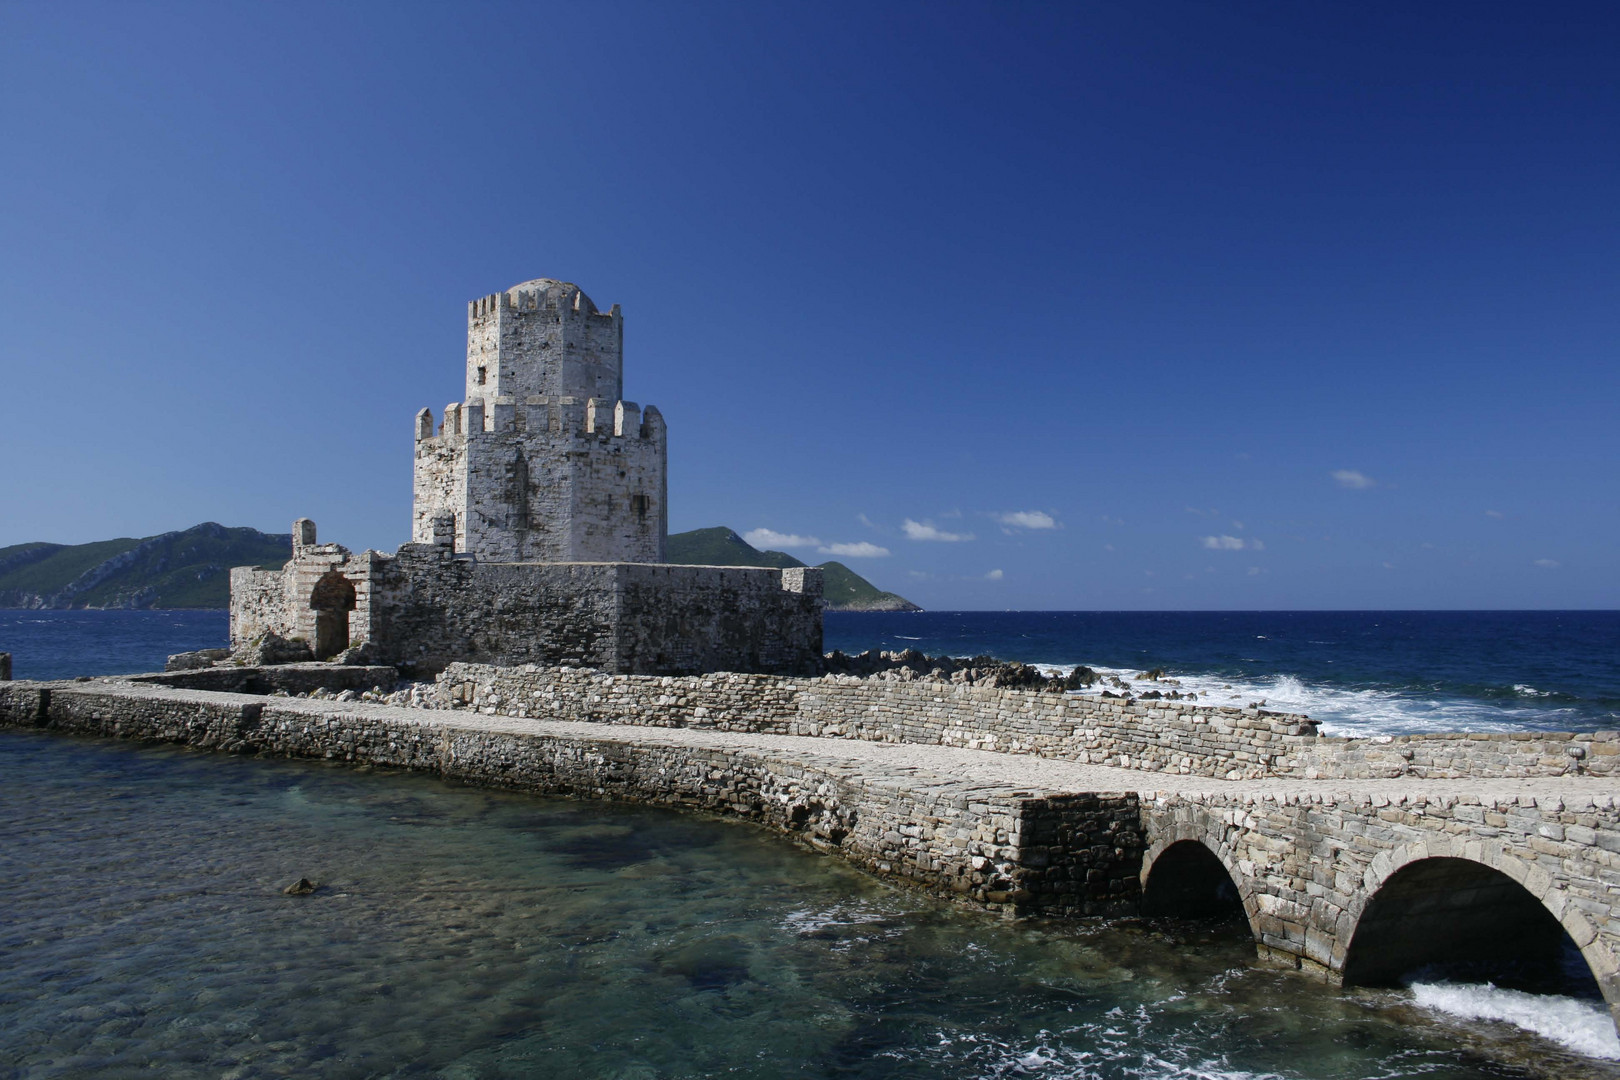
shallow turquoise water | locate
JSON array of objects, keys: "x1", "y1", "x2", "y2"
[{"x1": 1, "y1": 730, "x2": 1611, "y2": 1080}]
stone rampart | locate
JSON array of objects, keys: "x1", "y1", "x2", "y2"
[
  {"x1": 230, "y1": 535, "x2": 824, "y2": 676},
  {"x1": 3, "y1": 677, "x2": 1617, "y2": 1030},
  {"x1": 0, "y1": 680, "x2": 1137, "y2": 917},
  {"x1": 435, "y1": 663, "x2": 1618, "y2": 781}
]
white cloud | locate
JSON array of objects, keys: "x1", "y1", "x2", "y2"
[
  {"x1": 1103, "y1": 543, "x2": 1115, "y2": 552},
  {"x1": 1201, "y1": 535, "x2": 1257, "y2": 551},
  {"x1": 985, "y1": 568, "x2": 1004, "y2": 581},
  {"x1": 856, "y1": 513, "x2": 877, "y2": 529},
  {"x1": 744, "y1": 528, "x2": 821, "y2": 549},
  {"x1": 995, "y1": 510, "x2": 1057, "y2": 530},
  {"x1": 902, "y1": 519, "x2": 974, "y2": 542},
  {"x1": 1231, "y1": 520, "x2": 1244, "y2": 531},
  {"x1": 1247, "y1": 566, "x2": 1263, "y2": 576},
  {"x1": 818, "y1": 541, "x2": 889, "y2": 559},
  {"x1": 1332, "y1": 469, "x2": 1377, "y2": 490},
  {"x1": 1382, "y1": 561, "x2": 1396, "y2": 569},
  {"x1": 1485, "y1": 509, "x2": 1504, "y2": 519},
  {"x1": 1534, "y1": 558, "x2": 1560, "y2": 569}
]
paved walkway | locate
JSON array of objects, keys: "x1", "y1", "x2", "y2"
[{"x1": 340, "y1": 697, "x2": 1618, "y2": 803}]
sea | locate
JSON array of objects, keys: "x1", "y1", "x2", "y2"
[{"x1": 1, "y1": 608, "x2": 1617, "y2": 1079}]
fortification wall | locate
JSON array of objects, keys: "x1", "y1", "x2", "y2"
[
  {"x1": 227, "y1": 567, "x2": 286, "y2": 647},
  {"x1": 413, "y1": 396, "x2": 665, "y2": 563},
  {"x1": 433, "y1": 664, "x2": 1619, "y2": 781},
  {"x1": 0, "y1": 681, "x2": 1136, "y2": 917}
]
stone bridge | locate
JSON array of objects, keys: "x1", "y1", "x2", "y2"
[
  {"x1": 2, "y1": 672, "x2": 1616, "y2": 1036},
  {"x1": 1133, "y1": 784, "x2": 1618, "y2": 1019}
]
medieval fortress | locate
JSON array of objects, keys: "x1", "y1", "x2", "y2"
[
  {"x1": 3, "y1": 276, "x2": 1615, "y2": 1040},
  {"x1": 229, "y1": 279, "x2": 822, "y2": 675}
]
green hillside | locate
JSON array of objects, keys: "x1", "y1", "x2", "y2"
[
  {"x1": 0, "y1": 524, "x2": 291, "y2": 609},
  {"x1": 666, "y1": 527, "x2": 920, "y2": 611}
]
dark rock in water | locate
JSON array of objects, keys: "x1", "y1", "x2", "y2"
[
  {"x1": 1064, "y1": 665, "x2": 1099, "y2": 689},
  {"x1": 282, "y1": 877, "x2": 319, "y2": 895}
]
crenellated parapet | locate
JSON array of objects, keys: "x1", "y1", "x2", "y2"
[
  {"x1": 464, "y1": 278, "x2": 624, "y2": 406},
  {"x1": 414, "y1": 279, "x2": 668, "y2": 565}
]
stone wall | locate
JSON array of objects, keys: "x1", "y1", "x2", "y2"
[
  {"x1": 435, "y1": 663, "x2": 1321, "y2": 780},
  {"x1": 0, "y1": 681, "x2": 1122, "y2": 917},
  {"x1": 228, "y1": 541, "x2": 824, "y2": 677},
  {"x1": 1140, "y1": 785, "x2": 1620, "y2": 1015},
  {"x1": 435, "y1": 663, "x2": 1619, "y2": 781},
  {"x1": 414, "y1": 279, "x2": 666, "y2": 564},
  {"x1": 412, "y1": 395, "x2": 666, "y2": 564}
]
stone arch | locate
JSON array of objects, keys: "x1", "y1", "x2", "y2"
[
  {"x1": 308, "y1": 571, "x2": 357, "y2": 660},
  {"x1": 1140, "y1": 824, "x2": 1259, "y2": 933},
  {"x1": 1342, "y1": 843, "x2": 1618, "y2": 1022}
]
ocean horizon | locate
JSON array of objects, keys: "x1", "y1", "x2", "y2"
[{"x1": 5, "y1": 607, "x2": 1615, "y2": 737}]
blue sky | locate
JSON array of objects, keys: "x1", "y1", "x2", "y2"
[{"x1": 2, "y1": 2, "x2": 1615, "y2": 610}]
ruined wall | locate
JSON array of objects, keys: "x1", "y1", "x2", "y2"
[
  {"x1": 227, "y1": 567, "x2": 287, "y2": 647},
  {"x1": 436, "y1": 663, "x2": 1619, "y2": 781},
  {"x1": 229, "y1": 536, "x2": 823, "y2": 677},
  {"x1": 436, "y1": 664, "x2": 1321, "y2": 779}
]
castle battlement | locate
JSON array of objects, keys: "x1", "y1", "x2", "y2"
[
  {"x1": 414, "y1": 279, "x2": 668, "y2": 563},
  {"x1": 230, "y1": 275, "x2": 821, "y2": 678},
  {"x1": 414, "y1": 398, "x2": 666, "y2": 443}
]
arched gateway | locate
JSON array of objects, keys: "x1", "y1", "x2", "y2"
[{"x1": 309, "y1": 571, "x2": 356, "y2": 660}]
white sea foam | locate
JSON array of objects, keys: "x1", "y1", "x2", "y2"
[
  {"x1": 1411, "y1": 981, "x2": 1620, "y2": 1060},
  {"x1": 1044, "y1": 663, "x2": 1586, "y2": 737}
]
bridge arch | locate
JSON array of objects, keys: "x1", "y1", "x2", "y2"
[
  {"x1": 1342, "y1": 843, "x2": 1618, "y2": 1024},
  {"x1": 1140, "y1": 827, "x2": 1257, "y2": 930}
]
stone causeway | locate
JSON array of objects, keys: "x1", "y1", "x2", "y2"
[{"x1": 3, "y1": 667, "x2": 1616, "y2": 1034}]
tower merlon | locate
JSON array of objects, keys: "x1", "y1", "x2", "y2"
[
  {"x1": 444, "y1": 402, "x2": 463, "y2": 437},
  {"x1": 464, "y1": 398, "x2": 486, "y2": 436},
  {"x1": 614, "y1": 401, "x2": 641, "y2": 437},
  {"x1": 491, "y1": 396, "x2": 516, "y2": 432},
  {"x1": 293, "y1": 518, "x2": 317, "y2": 555},
  {"x1": 641, "y1": 404, "x2": 666, "y2": 440},
  {"x1": 523, "y1": 396, "x2": 549, "y2": 433},
  {"x1": 415, "y1": 407, "x2": 434, "y2": 441},
  {"x1": 780, "y1": 566, "x2": 823, "y2": 598},
  {"x1": 586, "y1": 397, "x2": 610, "y2": 435}
]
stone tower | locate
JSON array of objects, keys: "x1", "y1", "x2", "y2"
[{"x1": 411, "y1": 279, "x2": 668, "y2": 562}]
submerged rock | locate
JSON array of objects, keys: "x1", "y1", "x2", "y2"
[{"x1": 282, "y1": 877, "x2": 319, "y2": 895}]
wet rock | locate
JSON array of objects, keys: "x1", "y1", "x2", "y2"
[{"x1": 282, "y1": 877, "x2": 319, "y2": 895}]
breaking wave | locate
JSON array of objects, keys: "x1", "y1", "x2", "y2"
[{"x1": 1411, "y1": 981, "x2": 1620, "y2": 1060}]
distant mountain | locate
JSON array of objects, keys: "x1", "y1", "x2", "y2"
[
  {"x1": 0, "y1": 523, "x2": 291, "y2": 609},
  {"x1": 666, "y1": 527, "x2": 921, "y2": 612},
  {"x1": 0, "y1": 522, "x2": 920, "y2": 612}
]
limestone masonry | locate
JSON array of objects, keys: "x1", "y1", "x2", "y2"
[
  {"x1": 4, "y1": 672, "x2": 1617, "y2": 1033},
  {"x1": 229, "y1": 279, "x2": 822, "y2": 675}
]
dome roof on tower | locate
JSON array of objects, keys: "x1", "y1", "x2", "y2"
[{"x1": 505, "y1": 278, "x2": 597, "y2": 314}]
